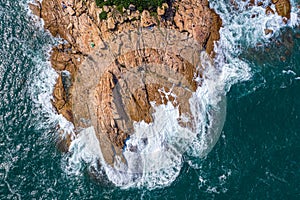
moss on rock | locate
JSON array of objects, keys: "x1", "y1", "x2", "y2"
[{"x1": 99, "y1": 10, "x2": 108, "y2": 20}]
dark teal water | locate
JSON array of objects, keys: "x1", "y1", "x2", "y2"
[{"x1": 0, "y1": 0, "x2": 299, "y2": 199}]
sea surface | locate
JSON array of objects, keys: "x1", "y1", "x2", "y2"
[{"x1": 0, "y1": 0, "x2": 300, "y2": 199}]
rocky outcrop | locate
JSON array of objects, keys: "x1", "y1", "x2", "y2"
[
  {"x1": 157, "y1": 3, "x2": 169, "y2": 16},
  {"x1": 273, "y1": 0, "x2": 291, "y2": 20},
  {"x1": 32, "y1": 0, "x2": 223, "y2": 147},
  {"x1": 173, "y1": 0, "x2": 222, "y2": 54},
  {"x1": 31, "y1": 0, "x2": 292, "y2": 157},
  {"x1": 245, "y1": 0, "x2": 291, "y2": 20},
  {"x1": 71, "y1": 28, "x2": 202, "y2": 165},
  {"x1": 140, "y1": 10, "x2": 157, "y2": 27},
  {"x1": 94, "y1": 48, "x2": 198, "y2": 149}
]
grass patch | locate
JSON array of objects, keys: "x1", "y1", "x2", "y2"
[
  {"x1": 99, "y1": 11, "x2": 108, "y2": 20},
  {"x1": 95, "y1": 0, "x2": 167, "y2": 13}
]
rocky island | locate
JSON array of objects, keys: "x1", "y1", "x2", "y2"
[{"x1": 29, "y1": 0, "x2": 292, "y2": 185}]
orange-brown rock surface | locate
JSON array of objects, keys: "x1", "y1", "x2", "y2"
[
  {"x1": 31, "y1": 0, "x2": 224, "y2": 152},
  {"x1": 173, "y1": 0, "x2": 222, "y2": 54},
  {"x1": 273, "y1": 0, "x2": 291, "y2": 20},
  {"x1": 94, "y1": 48, "x2": 198, "y2": 150},
  {"x1": 31, "y1": 0, "x2": 292, "y2": 159},
  {"x1": 70, "y1": 27, "x2": 203, "y2": 165}
]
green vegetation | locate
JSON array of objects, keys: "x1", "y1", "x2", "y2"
[
  {"x1": 95, "y1": 0, "x2": 167, "y2": 13},
  {"x1": 99, "y1": 11, "x2": 108, "y2": 20}
]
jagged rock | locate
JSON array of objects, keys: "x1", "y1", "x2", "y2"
[
  {"x1": 173, "y1": 0, "x2": 222, "y2": 54},
  {"x1": 51, "y1": 49, "x2": 72, "y2": 70},
  {"x1": 257, "y1": 1, "x2": 263, "y2": 6},
  {"x1": 141, "y1": 10, "x2": 156, "y2": 27},
  {"x1": 34, "y1": 0, "x2": 224, "y2": 155},
  {"x1": 113, "y1": 10, "x2": 124, "y2": 24},
  {"x1": 107, "y1": 17, "x2": 116, "y2": 30},
  {"x1": 67, "y1": 23, "x2": 73, "y2": 30},
  {"x1": 66, "y1": 6, "x2": 76, "y2": 16},
  {"x1": 59, "y1": 101, "x2": 74, "y2": 122},
  {"x1": 75, "y1": 0, "x2": 83, "y2": 11},
  {"x1": 273, "y1": 0, "x2": 291, "y2": 19},
  {"x1": 266, "y1": 6, "x2": 275, "y2": 15},
  {"x1": 28, "y1": 2, "x2": 41, "y2": 18},
  {"x1": 98, "y1": 39, "x2": 106, "y2": 49},
  {"x1": 264, "y1": 29, "x2": 273, "y2": 35},
  {"x1": 174, "y1": 14, "x2": 184, "y2": 31},
  {"x1": 103, "y1": 5, "x2": 109, "y2": 12},
  {"x1": 31, "y1": 0, "x2": 296, "y2": 176},
  {"x1": 70, "y1": 28, "x2": 202, "y2": 163},
  {"x1": 53, "y1": 75, "x2": 65, "y2": 103},
  {"x1": 157, "y1": 3, "x2": 169, "y2": 16},
  {"x1": 128, "y1": 10, "x2": 140, "y2": 20},
  {"x1": 272, "y1": 0, "x2": 280, "y2": 4},
  {"x1": 128, "y1": 4, "x2": 136, "y2": 11},
  {"x1": 162, "y1": 3, "x2": 169, "y2": 9}
]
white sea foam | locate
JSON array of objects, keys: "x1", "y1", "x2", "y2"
[
  {"x1": 186, "y1": 0, "x2": 300, "y2": 188},
  {"x1": 25, "y1": 0, "x2": 76, "y2": 140},
  {"x1": 65, "y1": 127, "x2": 101, "y2": 175},
  {"x1": 114, "y1": 101, "x2": 192, "y2": 188},
  {"x1": 64, "y1": 54, "x2": 228, "y2": 189},
  {"x1": 283, "y1": 69, "x2": 297, "y2": 76},
  {"x1": 65, "y1": 99, "x2": 195, "y2": 189},
  {"x1": 29, "y1": 57, "x2": 75, "y2": 138}
]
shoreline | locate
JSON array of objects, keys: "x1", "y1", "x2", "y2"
[
  {"x1": 29, "y1": 0, "x2": 291, "y2": 160},
  {"x1": 30, "y1": 0, "x2": 223, "y2": 152}
]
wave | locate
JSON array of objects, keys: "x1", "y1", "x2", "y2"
[
  {"x1": 23, "y1": 0, "x2": 77, "y2": 141},
  {"x1": 185, "y1": 0, "x2": 300, "y2": 193}
]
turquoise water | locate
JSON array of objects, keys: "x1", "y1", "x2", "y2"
[{"x1": 0, "y1": 0, "x2": 299, "y2": 199}]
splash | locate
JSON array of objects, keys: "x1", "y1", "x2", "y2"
[
  {"x1": 66, "y1": 47, "x2": 227, "y2": 189},
  {"x1": 186, "y1": 0, "x2": 300, "y2": 190},
  {"x1": 24, "y1": 1, "x2": 76, "y2": 140}
]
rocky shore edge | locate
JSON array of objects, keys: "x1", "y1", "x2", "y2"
[{"x1": 28, "y1": 0, "x2": 291, "y2": 152}]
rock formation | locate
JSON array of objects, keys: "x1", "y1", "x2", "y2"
[
  {"x1": 29, "y1": 0, "x2": 292, "y2": 163},
  {"x1": 28, "y1": 0, "x2": 223, "y2": 151},
  {"x1": 70, "y1": 28, "x2": 203, "y2": 164}
]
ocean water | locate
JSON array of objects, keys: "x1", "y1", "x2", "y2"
[{"x1": 0, "y1": 0, "x2": 299, "y2": 199}]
